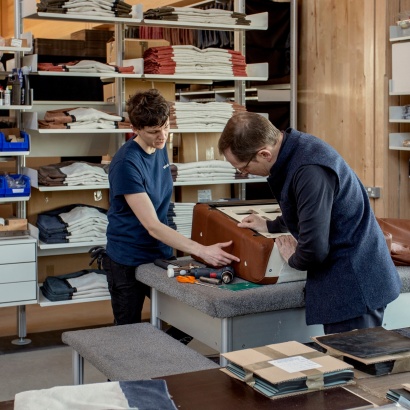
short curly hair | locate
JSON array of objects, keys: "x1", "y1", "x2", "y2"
[{"x1": 127, "y1": 89, "x2": 170, "y2": 130}]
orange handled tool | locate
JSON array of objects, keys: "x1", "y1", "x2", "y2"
[{"x1": 176, "y1": 275, "x2": 218, "y2": 288}]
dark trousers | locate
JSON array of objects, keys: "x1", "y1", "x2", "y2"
[
  {"x1": 323, "y1": 306, "x2": 385, "y2": 335},
  {"x1": 102, "y1": 254, "x2": 150, "y2": 325}
]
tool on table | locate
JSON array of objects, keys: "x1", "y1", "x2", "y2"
[
  {"x1": 176, "y1": 276, "x2": 218, "y2": 288},
  {"x1": 154, "y1": 259, "x2": 235, "y2": 284},
  {"x1": 188, "y1": 266, "x2": 234, "y2": 284},
  {"x1": 154, "y1": 259, "x2": 200, "y2": 276}
]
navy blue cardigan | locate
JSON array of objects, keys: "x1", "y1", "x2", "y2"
[{"x1": 267, "y1": 129, "x2": 402, "y2": 325}]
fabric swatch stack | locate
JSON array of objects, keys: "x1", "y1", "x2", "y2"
[
  {"x1": 40, "y1": 269, "x2": 110, "y2": 302},
  {"x1": 37, "y1": 0, "x2": 132, "y2": 18},
  {"x1": 38, "y1": 60, "x2": 134, "y2": 73},
  {"x1": 168, "y1": 202, "x2": 195, "y2": 238},
  {"x1": 38, "y1": 107, "x2": 130, "y2": 130},
  {"x1": 169, "y1": 101, "x2": 246, "y2": 129},
  {"x1": 144, "y1": 7, "x2": 251, "y2": 26},
  {"x1": 143, "y1": 45, "x2": 247, "y2": 77},
  {"x1": 171, "y1": 160, "x2": 246, "y2": 183},
  {"x1": 36, "y1": 204, "x2": 108, "y2": 244},
  {"x1": 37, "y1": 161, "x2": 109, "y2": 187}
]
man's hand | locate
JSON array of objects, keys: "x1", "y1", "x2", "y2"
[
  {"x1": 237, "y1": 214, "x2": 268, "y2": 232},
  {"x1": 275, "y1": 235, "x2": 297, "y2": 263}
]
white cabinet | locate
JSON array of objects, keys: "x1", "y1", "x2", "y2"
[{"x1": 0, "y1": 237, "x2": 37, "y2": 306}]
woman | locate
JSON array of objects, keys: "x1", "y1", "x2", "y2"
[{"x1": 103, "y1": 89, "x2": 239, "y2": 325}]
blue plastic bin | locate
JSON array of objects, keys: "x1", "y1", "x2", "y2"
[
  {"x1": 1, "y1": 174, "x2": 31, "y2": 197},
  {"x1": 0, "y1": 131, "x2": 30, "y2": 152},
  {"x1": 0, "y1": 177, "x2": 4, "y2": 197}
]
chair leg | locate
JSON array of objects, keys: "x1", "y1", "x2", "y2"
[{"x1": 72, "y1": 349, "x2": 84, "y2": 385}]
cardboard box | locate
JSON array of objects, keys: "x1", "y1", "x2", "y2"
[
  {"x1": 0, "y1": 204, "x2": 14, "y2": 219},
  {"x1": 4, "y1": 38, "x2": 28, "y2": 48},
  {"x1": 0, "y1": 218, "x2": 28, "y2": 231},
  {"x1": 124, "y1": 79, "x2": 175, "y2": 103},
  {"x1": 103, "y1": 83, "x2": 116, "y2": 103},
  {"x1": 71, "y1": 29, "x2": 114, "y2": 42},
  {"x1": 106, "y1": 38, "x2": 170, "y2": 64}
]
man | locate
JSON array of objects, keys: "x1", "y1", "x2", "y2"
[{"x1": 218, "y1": 112, "x2": 401, "y2": 335}]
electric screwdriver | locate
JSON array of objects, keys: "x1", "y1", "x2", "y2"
[{"x1": 188, "y1": 266, "x2": 234, "y2": 284}]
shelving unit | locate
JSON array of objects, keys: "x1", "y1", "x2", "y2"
[
  {"x1": 0, "y1": 0, "x2": 36, "y2": 346},
  {"x1": 10, "y1": 1, "x2": 296, "y2": 328},
  {"x1": 389, "y1": 25, "x2": 410, "y2": 152}
]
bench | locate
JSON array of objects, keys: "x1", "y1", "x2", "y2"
[{"x1": 62, "y1": 322, "x2": 220, "y2": 385}]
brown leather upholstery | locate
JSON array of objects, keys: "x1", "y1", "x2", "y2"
[
  {"x1": 191, "y1": 203, "x2": 277, "y2": 284},
  {"x1": 377, "y1": 218, "x2": 410, "y2": 266}
]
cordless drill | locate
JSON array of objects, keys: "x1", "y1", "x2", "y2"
[{"x1": 188, "y1": 266, "x2": 234, "y2": 284}]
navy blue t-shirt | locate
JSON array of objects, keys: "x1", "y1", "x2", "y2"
[{"x1": 106, "y1": 138, "x2": 173, "y2": 266}]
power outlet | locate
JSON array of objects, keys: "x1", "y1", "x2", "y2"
[
  {"x1": 365, "y1": 187, "x2": 381, "y2": 198},
  {"x1": 198, "y1": 189, "x2": 212, "y2": 202}
]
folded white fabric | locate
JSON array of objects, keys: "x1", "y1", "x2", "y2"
[
  {"x1": 173, "y1": 160, "x2": 235, "y2": 171},
  {"x1": 66, "y1": 272, "x2": 108, "y2": 292},
  {"x1": 67, "y1": 108, "x2": 123, "y2": 123},
  {"x1": 59, "y1": 206, "x2": 108, "y2": 226},
  {"x1": 60, "y1": 162, "x2": 108, "y2": 178}
]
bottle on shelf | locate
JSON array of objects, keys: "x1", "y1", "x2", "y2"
[
  {"x1": 0, "y1": 86, "x2": 4, "y2": 106},
  {"x1": 22, "y1": 66, "x2": 31, "y2": 105},
  {"x1": 18, "y1": 68, "x2": 25, "y2": 105},
  {"x1": 4, "y1": 87, "x2": 11, "y2": 106},
  {"x1": 10, "y1": 69, "x2": 21, "y2": 106}
]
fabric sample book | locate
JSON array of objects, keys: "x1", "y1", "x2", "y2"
[
  {"x1": 386, "y1": 385, "x2": 410, "y2": 409},
  {"x1": 221, "y1": 341, "x2": 354, "y2": 398},
  {"x1": 313, "y1": 327, "x2": 410, "y2": 376}
]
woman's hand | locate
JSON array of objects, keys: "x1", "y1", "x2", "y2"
[{"x1": 198, "y1": 241, "x2": 240, "y2": 267}]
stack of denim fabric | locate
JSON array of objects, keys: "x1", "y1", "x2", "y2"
[
  {"x1": 36, "y1": 203, "x2": 108, "y2": 244},
  {"x1": 40, "y1": 269, "x2": 109, "y2": 302}
]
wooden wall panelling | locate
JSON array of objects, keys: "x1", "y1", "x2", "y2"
[
  {"x1": 298, "y1": 0, "x2": 372, "y2": 182},
  {"x1": 298, "y1": 0, "x2": 410, "y2": 218}
]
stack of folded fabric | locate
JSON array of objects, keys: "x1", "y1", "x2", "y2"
[
  {"x1": 168, "y1": 202, "x2": 195, "y2": 237},
  {"x1": 37, "y1": 161, "x2": 109, "y2": 187},
  {"x1": 171, "y1": 160, "x2": 245, "y2": 183},
  {"x1": 169, "y1": 101, "x2": 246, "y2": 129},
  {"x1": 143, "y1": 45, "x2": 247, "y2": 77},
  {"x1": 36, "y1": 0, "x2": 66, "y2": 13},
  {"x1": 144, "y1": 7, "x2": 251, "y2": 26},
  {"x1": 38, "y1": 60, "x2": 134, "y2": 73},
  {"x1": 36, "y1": 204, "x2": 108, "y2": 244},
  {"x1": 38, "y1": 107, "x2": 131, "y2": 130},
  {"x1": 40, "y1": 269, "x2": 110, "y2": 301},
  {"x1": 37, "y1": 0, "x2": 132, "y2": 18}
]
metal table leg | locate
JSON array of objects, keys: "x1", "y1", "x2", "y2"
[
  {"x1": 11, "y1": 305, "x2": 31, "y2": 346},
  {"x1": 72, "y1": 349, "x2": 84, "y2": 385}
]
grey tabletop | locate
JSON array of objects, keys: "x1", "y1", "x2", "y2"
[{"x1": 136, "y1": 259, "x2": 410, "y2": 320}]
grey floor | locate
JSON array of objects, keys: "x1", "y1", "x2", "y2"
[
  {"x1": 0, "y1": 333, "x2": 217, "y2": 405},
  {"x1": 0, "y1": 345, "x2": 107, "y2": 402}
]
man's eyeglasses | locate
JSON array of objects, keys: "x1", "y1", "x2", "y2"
[{"x1": 236, "y1": 148, "x2": 264, "y2": 174}]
